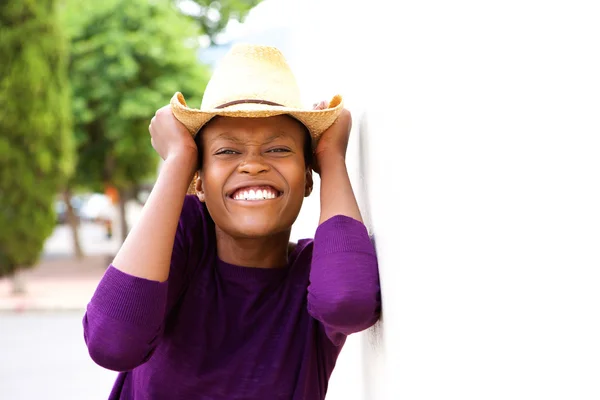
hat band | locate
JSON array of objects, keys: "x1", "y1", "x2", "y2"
[{"x1": 215, "y1": 99, "x2": 284, "y2": 109}]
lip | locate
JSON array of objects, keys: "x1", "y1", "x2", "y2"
[{"x1": 225, "y1": 181, "x2": 284, "y2": 199}]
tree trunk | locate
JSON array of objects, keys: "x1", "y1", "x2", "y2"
[
  {"x1": 64, "y1": 188, "x2": 84, "y2": 259},
  {"x1": 11, "y1": 269, "x2": 26, "y2": 295},
  {"x1": 118, "y1": 189, "x2": 129, "y2": 244}
]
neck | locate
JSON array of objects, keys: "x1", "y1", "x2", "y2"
[{"x1": 215, "y1": 228, "x2": 291, "y2": 268}]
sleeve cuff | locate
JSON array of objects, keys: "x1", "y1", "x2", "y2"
[
  {"x1": 89, "y1": 265, "x2": 168, "y2": 327},
  {"x1": 314, "y1": 215, "x2": 376, "y2": 257}
]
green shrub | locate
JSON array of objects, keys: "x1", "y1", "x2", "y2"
[{"x1": 0, "y1": 0, "x2": 74, "y2": 277}]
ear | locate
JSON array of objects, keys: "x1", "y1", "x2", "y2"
[
  {"x1": 195, "y1": 172, "x2": 206, "y2": 202},
  {"x1": 304, "y1": 168, "x2": 313, "y2": 197}
]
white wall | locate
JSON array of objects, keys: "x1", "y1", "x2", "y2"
[{"x1": 223, "y1": 0, "x2": 600, "y2": 398}]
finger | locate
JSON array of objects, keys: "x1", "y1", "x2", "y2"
[
  {"x1": 156, "y1": 104, "x2": 172, "y2": 117},
  {"x1": 149, "y1": 116, "x2": 156, "y2": 132},
  {"x1": 313, "y1": 101, "x2": 326, "y2": 110},
  {"x1": 316, "y1": 101, "x2": 328, "y2": 110}
]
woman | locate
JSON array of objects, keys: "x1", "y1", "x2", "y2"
[{"x1": 83, "y1": 43, "x2": 381, "y2": 400}]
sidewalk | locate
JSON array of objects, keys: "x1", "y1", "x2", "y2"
[{"x1": 0, "y1": 255, "x2": 109, "y2": 313}]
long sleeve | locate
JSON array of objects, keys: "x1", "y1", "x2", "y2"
[
  {"x1": 83, "y1": 267, "x2": 168, "y2": 371},
  {"x1": 82, "y1": 196, "x2": 201, "y2": 372},
  {"x1": 307, "y1": 215, "x2": 381, "y2": 345}
]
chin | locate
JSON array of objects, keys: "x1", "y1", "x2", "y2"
[
  {"x1": 218, "y1": 212, "x2": 293, "y2": 239},
  {"x1": 233, "y1": 217, "x2": 286, "y2": 238},
  {"x1": 208, "y1": 200, "x2": 303, "y2": 239}
]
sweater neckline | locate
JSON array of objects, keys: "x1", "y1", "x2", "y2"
[
  {"x1": 216, "y1": 258, "x2": 289, "y2": 281},
  {"x1": 215, "y1": 241, "x2": 306, "y2": 282}
]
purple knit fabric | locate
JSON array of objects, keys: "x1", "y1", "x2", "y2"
[{"x1": 83, "y1": 195, "x2": 380, "y2": 399}]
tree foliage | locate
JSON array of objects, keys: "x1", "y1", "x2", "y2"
[
  {"x1": 64, "y1": 0, "x2": 210, "y2": 195},
  {"x1": 184, "y1": 0, "x2": 262, "y2": 44},
  {"x1": 0, "y1": 0, "x2": 74, "y2": 277}
]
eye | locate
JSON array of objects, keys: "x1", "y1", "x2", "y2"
[
  {"x1": 215, "y1": 149, "x2": 239, "y2": 155},
  {"x1": 266, "y1": 147, "x2": 291, "y2": 153}
]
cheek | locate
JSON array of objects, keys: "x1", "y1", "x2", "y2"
[
  {"x1": 282, "y1": 164, "x2": 308, "y2": 196},
  {"x1": 200, "y1": 166, "x2": 227, "y2": 197}
]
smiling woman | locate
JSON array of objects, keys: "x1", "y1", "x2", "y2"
[
  {"x1": 82, "y1": 43, "x2": 381, "y2": 400},
  {"x1": 195, "y1": 115, "x2": 312, "y2": 254}
]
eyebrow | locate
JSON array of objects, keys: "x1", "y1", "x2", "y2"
[{"x1": 209, "y1": 133, "x2": 242, "y2": 144}]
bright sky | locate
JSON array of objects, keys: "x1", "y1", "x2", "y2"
[
  {"x1": 178, "y1": 0, "x2": 297, "y2": 45},
  {"x1": 180, "y1": 0, "x2": 382, "y2": 108}
]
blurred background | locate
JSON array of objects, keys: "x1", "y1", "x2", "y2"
[
  {"x1": 1, "y1": 0, "x2": 372, "y2": 398},
  {"x1": 2, "y1": 0, "x2": 600, "y2": 399}
]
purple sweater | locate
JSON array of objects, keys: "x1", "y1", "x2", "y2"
[{"x1": 83, "y1": 195, "x2": 380, "y2": 400}]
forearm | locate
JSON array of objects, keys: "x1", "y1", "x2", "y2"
[
  {"x1": 112, "y1": 153, "x2": 196, "y2": 281},
  {"x1": 318, "y1": 155, "x2": 362, "y2": 224}
]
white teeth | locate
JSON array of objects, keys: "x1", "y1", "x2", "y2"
[{"x1": 233, "y1": 188, "x2": 279, "y2": 200}]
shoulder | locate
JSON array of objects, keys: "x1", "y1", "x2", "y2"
[
  {"x1": 287, "y1": 238, "x2": 314, "y2": 274},
  {"x1": 293, "y1": 238, "x2": 313, "y2": 254},
  {"x1": 180, "y1": 195, "x2": 213, "y2": 230},
  {"x1": 174, "y1": 195, "x2": 215, "y2": 252},
  {"x1": 166, "y1": 195, "x2": 215, "y2": 312},
  {"x1": 181, "y1": 194, "x2": 209, "y2": 223}
]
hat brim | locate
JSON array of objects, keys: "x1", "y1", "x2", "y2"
[{"x1": 170, "y1": 92, "x2": 344, "y2": 140}]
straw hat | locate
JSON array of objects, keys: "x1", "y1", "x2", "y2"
[{"x1": 170, "y1": 43, "x2": 344, "y2": 141}]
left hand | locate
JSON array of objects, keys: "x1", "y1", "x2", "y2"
[{"x1": 312, "y1": 101, "x2": 352, "y2": 174}]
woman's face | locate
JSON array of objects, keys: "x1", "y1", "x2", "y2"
[{"x1": 197, "y1": 115, "x2": 312, "y2": 239}]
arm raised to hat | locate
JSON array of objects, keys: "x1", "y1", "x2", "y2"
[
  {"x1": 314, "y1": 108, "x2": 362, "y2": 225},
  {"x1": 83, "y1": 106, "x2": 199, "y2": 371},
  {"x1": 111, "y1": 105, "x2": 198, "y2": 282},
  {"x1": 307, "y1": 108, "x2": 381, "y2": 344}
]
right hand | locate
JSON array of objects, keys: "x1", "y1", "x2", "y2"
[{"x1": 149, "y1": 105, "x2": 198, "y2": 166}]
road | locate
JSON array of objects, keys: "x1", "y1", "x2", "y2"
[
  {"x1": 0, "y1": 221, "x2": 119, "y2": 399},
  {"x1": 0, "y1": 312, "x2": 117, "y2": 400},
  {"x1": 0, "y1": 311, "x2": 365, "y2": 400},
  {"x1": 42, "y1": 222, "x2": 119, "y2": 260}
]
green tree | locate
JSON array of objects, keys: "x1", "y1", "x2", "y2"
[
  {"x1": 64, "y1": 0, "x2": 210, "y2": 242},
  {"x1": 183, "y1": 0, "x2": 262, "y2": 44},
  {"x1": 0, "y1": 0, "x2": 74, "y2": 281}
]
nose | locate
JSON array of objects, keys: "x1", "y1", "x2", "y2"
[{"x1": 237, "y1": 153, "x2": 270, "y2": 175}]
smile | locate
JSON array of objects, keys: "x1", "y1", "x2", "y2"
[{"x1": 230, "y1": 186, "x2": 282, "y2": 201}]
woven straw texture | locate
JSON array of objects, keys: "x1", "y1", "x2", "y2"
[{"x1": 170, "y1": 43, "x2": 344, "y2": 140}]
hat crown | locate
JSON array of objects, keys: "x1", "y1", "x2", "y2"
[{"x1": 201, "y1": 44, "x2": 303, "y2": 110}]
